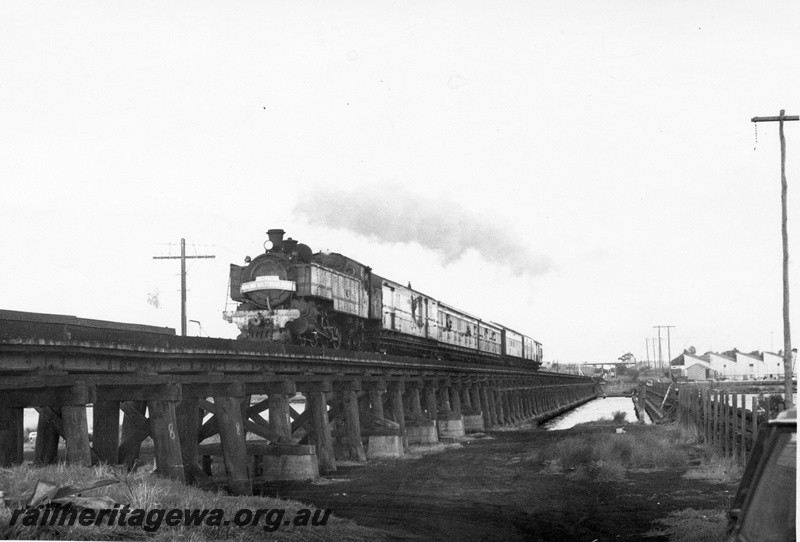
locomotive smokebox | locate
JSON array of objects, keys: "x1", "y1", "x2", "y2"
[{"x1": 267, "y1": 229, "x2": 285, "y2": 252}]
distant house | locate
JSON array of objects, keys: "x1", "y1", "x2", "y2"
[
  {"x1": 735, "y1": 352, "x2": 766, "y2": 379},
  {"x1": 707, "y1": 352, "x2": 737, "y2": 379},
  {"x1": 671, "y1": 348, "x2": 794, "y2": 381},
  {"x1": 762, "y1": 351, "x2": 788, "y2": 379},
  {"x1": 670, "y1": 353, "x2": 716, "y2": 381},
  {"x1": 686, "y1": 360, "x2": 715, "y2": 381}
]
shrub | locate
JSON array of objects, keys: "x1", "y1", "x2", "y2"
[
  {"x1": 611, "y1": 411, "x2": 628, "y2": 424},
  {"x1": 535, "y1": 425, "x2": 695, "y2": 478},
  {"x1": 594, "y1": 459, "x2": 627, "y2": 482},
  {"x1": 645, "y1": 508, "x2": 728, "y2": 542}
]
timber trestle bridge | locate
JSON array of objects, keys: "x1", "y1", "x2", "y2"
[{"x1": 0, "y1": 310, "x2": 597, "y2": 494}]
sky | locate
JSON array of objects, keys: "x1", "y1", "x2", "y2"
[{"x1": 1, "y1": 1, "x2": 798, "y2": 365}]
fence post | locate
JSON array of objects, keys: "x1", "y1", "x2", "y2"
[
  {"x1": 680, "y1": 387, "x2": 686, "y2": 424},
  {"x1": 710, "y1": 391, "x2": 716, "y2": 447},
  {"x1": 720, "y1": 391, "x2": 725, "y2": 449},
  {"x1": 723, "y1": 392, "x2": 729, "y2": 458},
  {"x1": 702, "y1": 390, "x2": 707, "y2": 443},
  {"x1": 740, "y1": 394, "x2": 747, "y2": 466},
  {"x1": 731, "y1": 393, "x2": 738, "y2": 462}
]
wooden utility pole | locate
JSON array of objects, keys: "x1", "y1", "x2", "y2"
[
  {"x1": 656, "y1": 327, "x2": 663, "y2": 369},
  {"x1": 752, "y1": 110, "x2": 798, "y2": 408},
  {"x1": 651, "y1": 337, "x2": 658, "y2": 369},
  {"x1": 153, "y1": 239, "x2": 216, "y2": 336},
  {"x1": 654, "y1": 325, "x2": 675, "y2": 369}
]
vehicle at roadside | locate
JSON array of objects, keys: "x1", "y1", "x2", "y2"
[{"x1": 727, "y1": 408, "x2": 796, "y2": 541}]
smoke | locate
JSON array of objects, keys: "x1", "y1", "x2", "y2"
[
  {"x1": 147, "y1": 288, "x2": 160, "y2": 309},
  {"x1": 295, "y1": 185, "x2": 551, "y2": 276}
]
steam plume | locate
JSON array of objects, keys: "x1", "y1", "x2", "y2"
[{"x1": 295, "y1": 185, "x2": 551, "y2": 276}]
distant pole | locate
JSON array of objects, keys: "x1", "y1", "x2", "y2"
[
  {"x1": 153, "y1": 238, "x2": 216, "y2": 336},
  {"x1": 653, "y1": 326, "x2": 663, "y2": 370},
  {"x1": 650, "y1": 337, "x2": 656, "y2": 367},
  {"x1": 645, "y1": 339, "x2": 650, "y2": 366},
  {"x1": 651, "y1": 337, "x2": 658, "y2": 369},
  {"x1": 658, "y1": 328, "x2": 662, "y2": 369},
  {"x1": 181, "y1": 239, "x2": 187, "y2": 336},
  {"x1": 653, "y1": 325, "x2": 675, "y2": 370},
  {"x1": 666, "y1": 326, "x2": 673, "y2": 365},
  {"x1": 752, "y1": 109, "x2": 798, "y2": 408}
]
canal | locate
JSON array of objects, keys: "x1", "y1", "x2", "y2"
[{"x1": 541, "y1": 396, "x2": 651, "y2": 430}]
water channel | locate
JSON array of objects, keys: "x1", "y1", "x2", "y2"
[{"x1": 541, "y1": 396, "x2": 651, "y2": 430}]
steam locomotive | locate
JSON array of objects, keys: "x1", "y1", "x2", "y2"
[{"x1": 223, "y1": 229, "x2": 542, "y2": 368}]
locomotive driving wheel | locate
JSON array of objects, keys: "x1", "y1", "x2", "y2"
[
  {"x1": 302, "y1": 332, "x2": 319, "y2": 347},
  {"x1": 318, "y1": 314, "x2": 342, "y2": 349},
  {"x1": 329, "y1": 325, "x2": 342, "y2": 349}
]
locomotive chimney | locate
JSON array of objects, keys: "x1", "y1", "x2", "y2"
[{"x1": 266, "y1": 229, "x2": 285, "y2": 252}]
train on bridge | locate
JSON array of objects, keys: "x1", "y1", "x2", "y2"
[{"x1": 224, "y1": 229, "x2": 542, "y2": 369}]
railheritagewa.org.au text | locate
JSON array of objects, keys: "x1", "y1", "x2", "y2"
[{"x1": 9, "y1": 504, "x2": 332, "y2": 532}]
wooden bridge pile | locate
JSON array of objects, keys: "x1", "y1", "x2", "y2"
[{"x1": 0, "y1": 310, "x2": 597, "y2": 494}]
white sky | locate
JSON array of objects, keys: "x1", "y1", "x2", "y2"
[{"x1": 1, "y1": 1, "x2": 798, "y2": 365}]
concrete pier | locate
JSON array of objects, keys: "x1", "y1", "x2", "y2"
[
  {"x1": 437, "y1": 416, "x2": 465, "y2": 439},
  {"x1": 406, "y1": 420, "x2": 438, "y2": 444}
]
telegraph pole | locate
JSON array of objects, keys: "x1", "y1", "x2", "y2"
[
  {"x1": 667, "y1": 326, "x2": 673, "y2": 365},
  {"x1": 654, "y1": 325, "x2": 675, "y2": 369},
  {"x1": 651, "y1": 337, "x2": 659, "y2": 369},
  {"x1": 153, "y1": 239, "x2": 216, "y2": 336},
  {"x1": 752, "y1": 110, "x2": 798, "y2": 408},
  {"x1": 656, "y1": 327, "x2": 662, "y2": 369}
]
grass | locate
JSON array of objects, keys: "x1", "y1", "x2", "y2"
[
  {"x1": 683, "y1": 453, "x2": 742, "y2": 483},
  {"x1": 645, "y1": 508, "x2": 729, "y2": 542},
  {"x1": 0, "y1": 462, "x2": 387, "y2": 541},
  {"x1": 527, "y1": 424, "x2": 733, "y2": 482},
  {"x1": 571, "y1": 410, "x2": 631, "y2": 428}
]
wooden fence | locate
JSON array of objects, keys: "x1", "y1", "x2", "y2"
[
  {"x1": 674, "y1": 387, "x2": 786, "y2": 466},
  {"x1": 636, "y1": 382, "x2": 787, "y2": 466}
]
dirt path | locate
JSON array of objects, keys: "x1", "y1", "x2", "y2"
[{"x1": 261, "y1": 428, "x2": 736, "y2": 542}]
